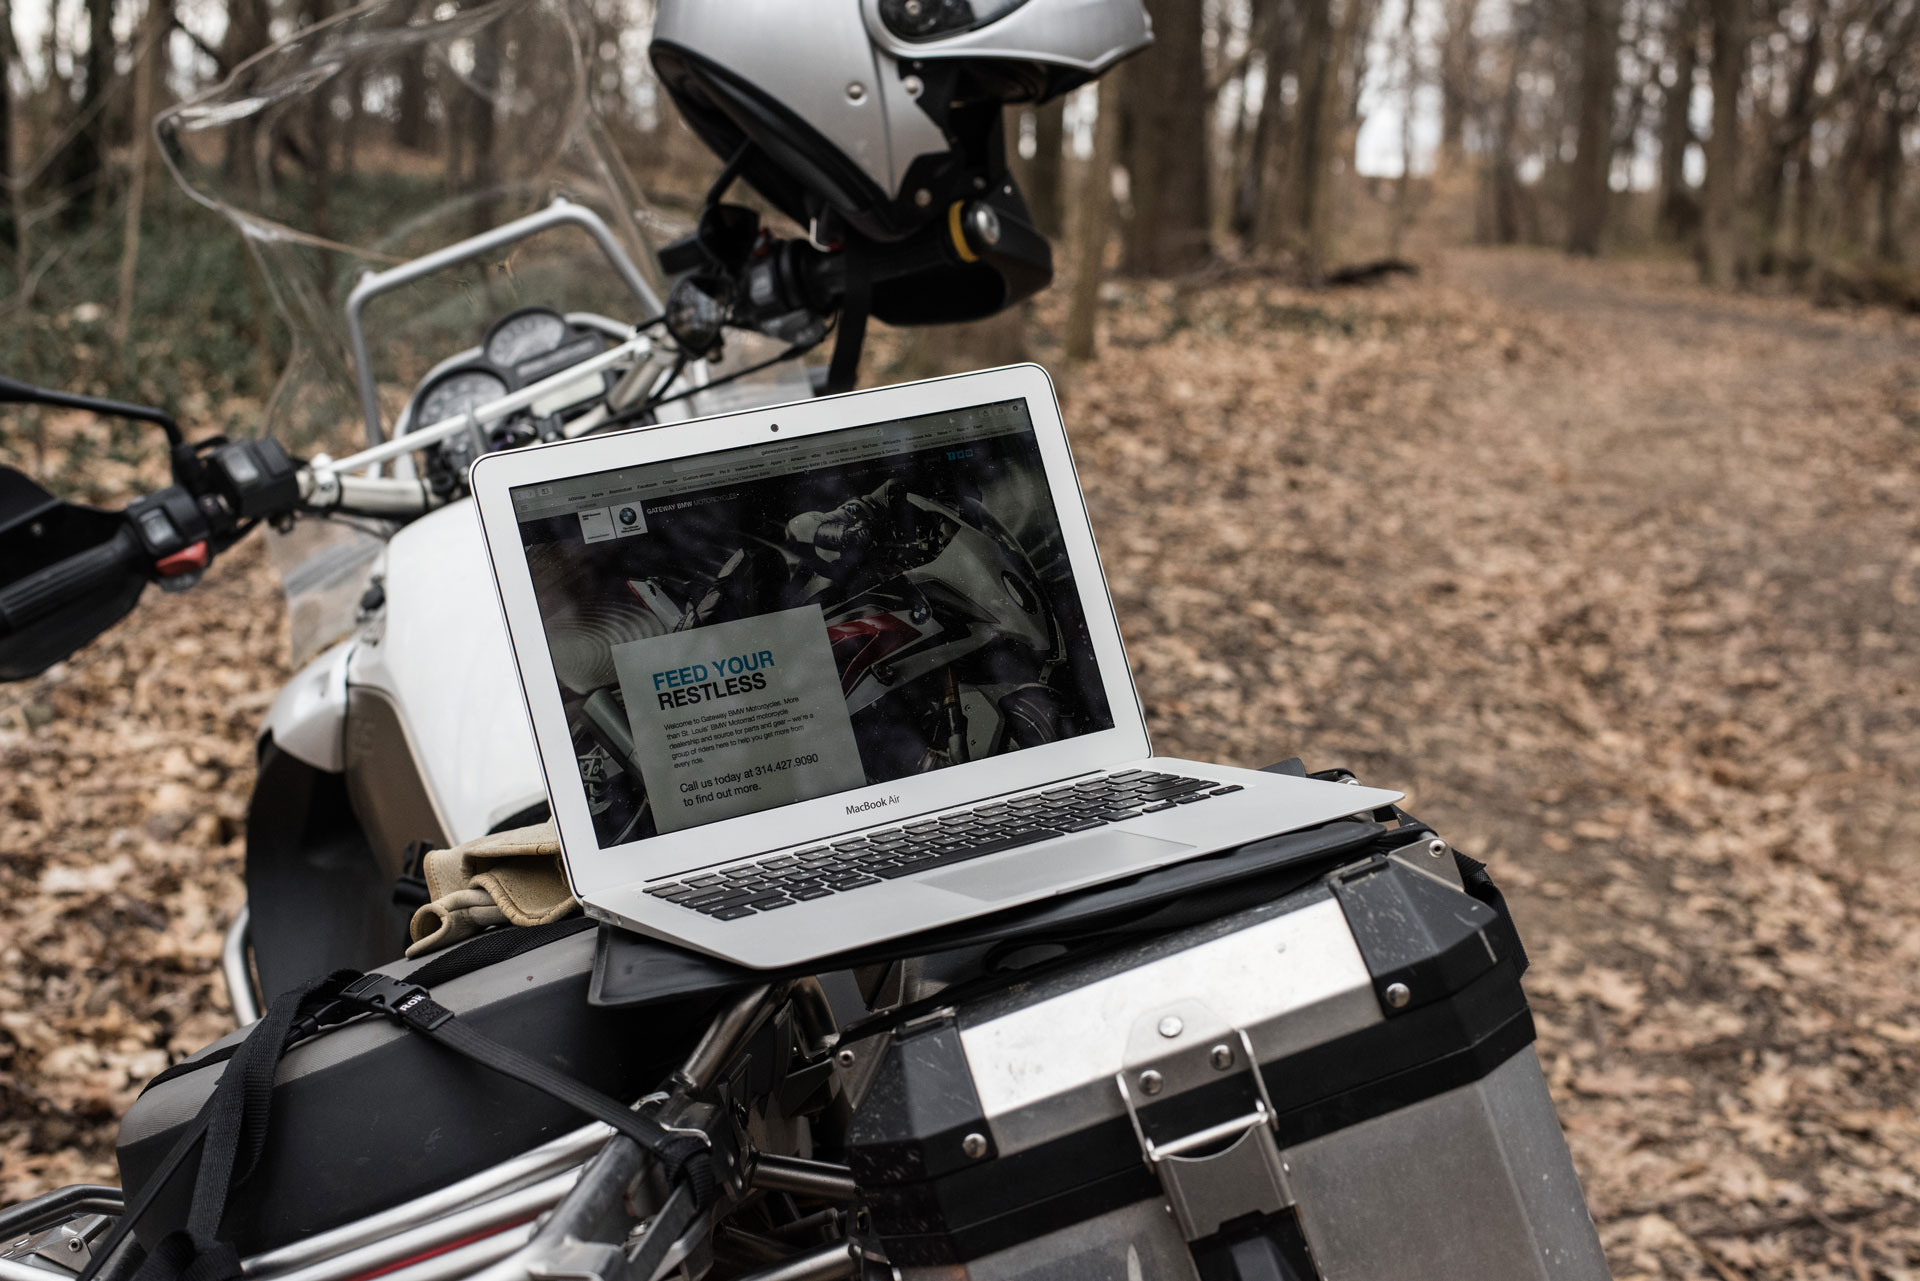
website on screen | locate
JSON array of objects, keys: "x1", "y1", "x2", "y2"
[{"x1": 511, "y1": 399, "x2": 1115, "y2": 848}]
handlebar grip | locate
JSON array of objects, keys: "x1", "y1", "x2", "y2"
[{"x1": 0, "y1": 525, "x2": 148, "y2": 639}]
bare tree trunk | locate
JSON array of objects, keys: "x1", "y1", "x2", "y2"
[
  {"x1": 56, "y1": 0, "x2": 117, "y2": 227},
  {"x1": 1123, "y1": 0, "x2": 1213, "y2": 273},
  {"x1": 1565, "y1": 0, "x2": 1618, "y2": 254},
  {"x1": 1288, "y1": 0, "x2": 1339, "y2": 270},
  {"x1": 468, "y1": 23, "x2": 502, "y2": 234},
  {"x1": 1027, "y1": 98, "x2": 1066, "y2": 239},
  {"x1": 397, "y1": 44, "x2": 431, "y2": 151},
  {"x1": 1487, "y1": 0, "x2": 1536, "y2": 244},
  {"x1": 342, "y1": 71, "x2": 363, "y2": 173},
  {"x1": 1657, "y1": 0, "x2": 1700, "y2": 238},
  {"x1": 0, "y1": 0, "x2": 15, "y2": 256},
  {"x1": 1755, "y1": 22, "x2": 1819, "y2": 268},
  {"x1": 1788, "y1": 129, "x2": 1815, "y2": 265},
  {"x1": 1249, "y1": 0, "x2": 1301, "y2": 250},
  {"x1": 113, "y1": 0, "x2": 163, "y2": 360},
  {"x1": 1390, "y1": 0, "x2": 1422, "y2": 255},
  {"x1": 1067, "y1": 80, "x2": 1123, "y2": 361},
  {"x1": 1834, "y1": 95, "x2": 1883, "y2": 250},
  {"x1": 1699, "y1": 0, "x2": 1746, "y2": 284},
  {"x1": 299, "y1": 0, "x2": 336, "y2": 249},
  {"x1": 220, "y1": 0, "x2": 272, "y2": 183},
  {"x1": 1436, "y1": 0, "x2": 1482, "y2": 173},
  {"x1": 1873, "y1": 106, "x2": 1905, "y2": 262}
]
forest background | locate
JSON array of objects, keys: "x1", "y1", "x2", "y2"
[
  {"x1": 0, "y1": 0, "x2": 1914, "y2": 402},
  {"x1": 1, "y1": 0, "x2": 1918, "y2": 1279}
]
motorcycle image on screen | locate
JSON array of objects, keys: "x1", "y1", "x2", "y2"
[
  {"x1": 0, "y1": 1, "x2": 1617, "y2": 1279},
  {"x1": 559, "y1": 474, "x2": 1083, "y2": 845}
]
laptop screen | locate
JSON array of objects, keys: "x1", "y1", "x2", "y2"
[{"x1": 509, "y1": 396, "x2": 1116, "y2": 848}]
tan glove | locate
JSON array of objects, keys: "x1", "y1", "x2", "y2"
[{"x1": 406, "y1": 820, "x2": 577, "y2": 958}]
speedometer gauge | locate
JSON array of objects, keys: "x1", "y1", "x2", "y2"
[
  {"x1": 416, "y1": 368, "x2": 508, "y2": 428},
  {"x1": 485, "y1": 307, "x2": 569, "y2": 367}
]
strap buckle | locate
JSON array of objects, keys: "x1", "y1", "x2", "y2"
[{"x1": 323, "y1": 973, "x2": 450, "y2": 1030}]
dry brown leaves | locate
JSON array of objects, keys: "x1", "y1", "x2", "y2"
[
  {"x1": 1051, "y1": 249, "x2": 1920, "y2": 1279},
  {"x1": 4, "y1": 248, "x2": 1919, "y2": 1278},
  {"x1": 1, "y1": 406, "x2": 286, "y2": 1200}
]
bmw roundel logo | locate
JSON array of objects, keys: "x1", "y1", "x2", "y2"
[{"x1": 617, "y1": 506, "x2": 640, "y2": 527}]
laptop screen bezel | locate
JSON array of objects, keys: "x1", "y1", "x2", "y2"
[{"x1": 470, "y1": 363, "x2": 1151, "y2": 899}]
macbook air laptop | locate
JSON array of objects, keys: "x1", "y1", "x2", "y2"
[{"x1": 470, "y1": 364, "x2": 1401, "y2": 968}]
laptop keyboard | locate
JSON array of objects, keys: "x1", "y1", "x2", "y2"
[{"x1": 643, "y1": 770, "x2": 1244, "y2": 921}]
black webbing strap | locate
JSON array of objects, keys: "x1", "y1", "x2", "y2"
[
  {"x1": 823, "y1": 254, "x2": 871, "y2": 395},
  {"x1": 316, "y1": 974, "x2": 716, "y2": 1206},
  {"x1": 91, "y1": 971, "x2": 361, "y2": 1281},
  {"x1": 140, "y1": 917, "x2": 596, "y2": 1097},
  {"x1": 97, "y1": 966, "x2": 714, "y2": 1281}
]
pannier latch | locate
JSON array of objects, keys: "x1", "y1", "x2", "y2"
[{"x1": 1115, "y1": 1001, "x2": 1293, "y2": 1241}]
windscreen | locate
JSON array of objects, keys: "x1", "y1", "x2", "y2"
[{"x1": 512, "y1": 398, "x2": 1114, "y2": 847}]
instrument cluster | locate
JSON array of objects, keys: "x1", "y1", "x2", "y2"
[{"x1": 405, "y1": 306, "x2": 611, "y2": 494}]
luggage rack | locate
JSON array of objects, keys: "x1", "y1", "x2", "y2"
[{"x1": 5, "y1": 982, "x2": 865, "y2": 1281}]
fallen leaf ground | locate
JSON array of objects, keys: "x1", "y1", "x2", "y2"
[{"x1": 4, "y1": 246, "x2": 1917, "y2": 1279}]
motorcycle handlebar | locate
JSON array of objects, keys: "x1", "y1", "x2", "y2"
[{"x1": 0, "y1": 524, "x2": 148, "y2": 639}]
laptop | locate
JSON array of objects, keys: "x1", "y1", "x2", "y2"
[{"x1": 470, "y1": 364, "x2": 1401, "y2": 968}]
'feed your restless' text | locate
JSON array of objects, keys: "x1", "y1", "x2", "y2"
[{"x1": 651, "y1": 650, "x2": 778, "y2": 710}]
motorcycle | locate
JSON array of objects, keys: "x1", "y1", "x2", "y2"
[
  {"x1": 0, "y1": 0, "x2": 1079, "y2": 1007},
  {"x1": 0, "y1": 1, "x2": 1613, "y2": 1277}
]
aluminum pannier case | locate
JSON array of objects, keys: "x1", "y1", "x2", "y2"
[{"x1": 842, "y1": 845, "x2": 1610, "y2": 1281}]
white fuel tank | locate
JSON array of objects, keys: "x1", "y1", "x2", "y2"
[{"x1": 346, "y1": 499, "x2": 547, "y2": 846}]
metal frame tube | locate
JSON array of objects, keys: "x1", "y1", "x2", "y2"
[
  {"x1": 315, "y1": 336, "x2": 649, "y2": 482},
  {"x1": 243, "y1": 1125, "x2": 607, "y2": 1276},
  {"x1": 747, "y1": 1156, "x2": 857, "y2": 1203},
  {"x1": 732, "y1": 1243, "x2": 859, "y2": 1281},
  {"x1": 222, "y1": 906, "x2": 260, "y2": 1026},
  {"x1": 0, "y1": 1185, "x2": 123, "y2": 1240},
  {"x1": 675, "y1": 984, "x2": 781, "y2": 1094},
  {"x1": 244, "y1": 1172, "x2": 574, "y2": 1281},
  {"x1": 344, "y1": 199, "x2": 661, "y2": 447},
  {"x1": 460, "y1": 1132, "x2": 660, "y2": 1281},
  {"x1": 334, "y1": 1222, "x2": 534, "y2": 1281}
]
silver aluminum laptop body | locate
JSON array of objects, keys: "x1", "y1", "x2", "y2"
[{"x1": 471, "y1": 365, "x2": 1400, "y2": 969}]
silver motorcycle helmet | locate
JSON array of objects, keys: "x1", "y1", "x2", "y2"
[{"x1": 650, "y1": 0, "x2": 1149, "y2": 329}]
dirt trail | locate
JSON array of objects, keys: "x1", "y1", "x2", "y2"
[
  {"x1": 1063, "y1": 247, "x2": 1920, "y2": 1279},
  {"x1": 5, "y1": 248, "x2": 1919, "y2": 1278}
]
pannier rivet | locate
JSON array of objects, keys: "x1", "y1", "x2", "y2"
[
  {"x1": 962, "y1": 1133, "x2": 989, "y2": 1159},
  {"x1": 1428, "y1": 838, "x2": 1448, "y2": 858},
  {"x1": 1140, "y1": 1070, "x2": 1164, "y2": 1095},
  {"x1": 1210, "y1": 1044, "x2": 1234, "y2": 1070},
  {"x1": 1385, "y1": 982, "x2": 1412, "y2": 1009},
  {"x1": 1157, "y1": 1016, "x2": 1183, "y2": 1038},
  {"x1": 836, "y1": 1048, "x2": 856, "y2": 1067}
]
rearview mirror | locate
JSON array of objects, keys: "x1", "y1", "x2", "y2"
[{"x1": 0, "y1": 465, "x2": 148, "y2": 681}]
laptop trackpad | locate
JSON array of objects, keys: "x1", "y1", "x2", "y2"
[{"x1": 924, "y1": 832, "x2": 1193, "y2": 902}]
